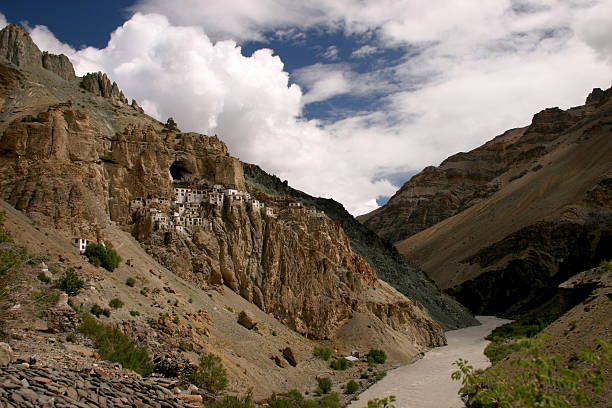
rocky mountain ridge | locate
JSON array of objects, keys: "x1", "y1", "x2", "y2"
[
  {"x1": 0, "y1": 23, "x2": 457, "y2": 395},
  {"x1": 363, "y1": 84, "x2": 612, "y2": 316}
]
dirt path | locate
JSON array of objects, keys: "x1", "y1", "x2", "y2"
[{"x1": 348, "y1": 316, "x2": 510, "y2": 408}]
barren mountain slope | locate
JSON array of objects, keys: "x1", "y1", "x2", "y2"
[
  {"x1": 396, "y1": 88, "x2": 612, "y2": 315},
  {"x1": 0, "y1": 23, "x2": 455, "y2": 398}
]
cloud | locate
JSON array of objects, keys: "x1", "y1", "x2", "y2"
[
  {"x1": 0, "y1": 13, "x2": 7, "y2": 29},
  {"x1": 351, "y1": 45, "x2": 377, "y2": 58},
  {"x1": 29, "y1": 25, "x2": 77, "y2": 56},
  {"x1": 16, "y1": 1, "x2": 612, "y2": 215},
  {"x1": 322, "y1": 45, "x2": 339, "y2": 60}
]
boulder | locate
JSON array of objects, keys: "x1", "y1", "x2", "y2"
[
  {"x1": 237, "y1": 310, "x2": 257, "y2": 330},
  {"x1": 282, "y1": 347, "x2": 297, "y2": 367},
  {"x1": 0, "y1": 342, "x2": 14, "y2": 366},
  {"x1": 270, "y1": 355, "x2": 287, "y2": 368}
]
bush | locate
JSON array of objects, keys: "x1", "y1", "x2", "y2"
[
  {"x1": 345, "y1": 380, "x2": 359, "y2": 394},
  {"x1": 329, "y1": 357, "x2": 353, "y2": 370},
  {"x1": 210, "y1": 393, "x2": 255, "y2": 408},
  {"x1": 313, "y1": 347, "x2": 332, "y2": 361},
  {"x1": 125, "y1": 277, "x2": 136, "y2": 287},
  {"x1": 367, "y1": 349, "x2": 387, "y2": 365},
  {"x1": 37, "y1": 272, "x2": 51, "y2": 283},
  {"x1": 78, "y1": 313, "x2": 153, "y2": 376},
  {"x1": 452, "y1": 339, "x2": 612, "y2": 407},
  {"x1": 317, "y1": 377, "x2": 332, "y2": 394},
  {"x1": 190, "y1": 353, "x2": 227, "y2": 395},
  {"x1": 84, "y1": 243, "x2": 121, "y2": 272},
  {"x1": 367, "y1": 396, "x2": 396, "y2": 408},
  {"x1": 91, "y1": 304, "x2": 110, "y2": 317},
  {"x1": 66, "y1": 333, "x2": 77, "y2": 343},
  {"x1": 129, "y1": 310, "x2": 140, "y2": 317},
  {"x1": 109, "y1": 298, "x2": 124, "y2": 309},
  {"x1": 53, "y1": 268, "x2": 83, "y2": 296}
]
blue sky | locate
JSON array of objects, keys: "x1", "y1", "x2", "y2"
[{"x1": 1, "y1": 1, "x2": 611, "y2": 214}]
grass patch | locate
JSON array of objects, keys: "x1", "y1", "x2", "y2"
[
  {"x1": 53, "y1": 268, "x2": 83, "y2": 296},
  {"x1": 313, "y1": 347, "x2": 332, "y2": 361},
  {"x1": 78, "y1": 313, "x2": 153, "y2": 376}
]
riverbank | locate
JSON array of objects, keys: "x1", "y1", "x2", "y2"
[{"x1": 348, "y1": 316, "x2": 510, "y2": 408}]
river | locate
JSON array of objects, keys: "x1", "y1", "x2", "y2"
[{"x1": 348, "y1": 316, "x2": 511, "y2": 408}]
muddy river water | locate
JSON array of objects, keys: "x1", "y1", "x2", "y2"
[{"x1": 348, "y1": 316, "x2": 511, "y2": 408}]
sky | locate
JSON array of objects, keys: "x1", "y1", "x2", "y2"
[{"x1": 1, "y1": 1, "x2": 611, "y2": 215}]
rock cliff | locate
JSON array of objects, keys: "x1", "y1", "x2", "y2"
[
  {"x1": 388, "y1": 87, "x2": 612, "y2": 316},
  {"x1": 0, "y1": 24, "x2": 448, "y2": 358}
]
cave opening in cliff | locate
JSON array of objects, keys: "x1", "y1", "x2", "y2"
[{"x1": 170, "y1": 161, "x2": 190, "y2": 182}]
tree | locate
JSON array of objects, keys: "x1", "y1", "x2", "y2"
[
  {"x1": 165, "y1": 117, "x2": 178, "y2": 131},
  {"x1": 190, "y1": 353, "x2": 228, "y2": 395},
  {"x1": 85, "y1": 243, "x2": 121, "y2": 272}
]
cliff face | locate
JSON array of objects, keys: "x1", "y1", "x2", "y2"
[
  {"x1": 389, "y1": 87, "x2": 612, "y2": 316},
  {"x1": 358, "y1": 105, "x2": 587, "y2": 244},
  {"x1": 243, "y1": 164, "x2": 478, "y2": 330},
  {"x1": 0, "y1": 25, "x2": 447, "y2": 350}
]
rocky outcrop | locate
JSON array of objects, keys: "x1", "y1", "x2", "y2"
[
  {"x1": 359, "y1": 91, "x2": 602, "y2": 244},
  {"x1": 0, "y1": 25, "x2": 76, "y2": 82},
  {"x1": 41, "y1": 51, "x2": 75, "y2": 81},
  {"x1": 394, "y1": 86, "x2": 612, "y2": 316},
  {"x1": 0, "y1": 24, "x2": 42, "y2": 69},
  {"x1": 81, "y1": 72, "x2": 128, "y2": 104},
  {"x1": 243, "y1": 163, "x2": 478, "y2": 330}
]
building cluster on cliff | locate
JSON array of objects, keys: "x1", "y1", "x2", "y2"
[{"x1": 128, "y1": 178, "x2": 325, "y2": 234}]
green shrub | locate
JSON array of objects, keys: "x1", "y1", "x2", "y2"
[
  {"x1": 367, "y1": 349, "x2": 387, "y2": 365},
  {"x1": 125, "y1": 277, "x2": 136, "y2": 287},
  {"x1": 210, "y1": 392, "x2": 255, "y2": 408},
  {"x1": 190, "y1": 353, "x2": 227, "y2": 395},
  {"x1": 109, "y1": 298, "x2": 124, "y2": 309},
  {"x1": 31, "y1": 289, "x2": 60, "y2": 310},
  {"x1": 91, "y1": 304, "x2": 110, "y2": 317},
  {"x1": 329, "y1": 357, "x2": 353, "y2": 370},
  {"x1": 345, "y1": 380, "x2": 359, "y2": 394},
  {"x1": 66, "y1": 333, "x2": 77, "y2": 343},
  {"x1": 53, "y1": 268, "x2": 83, "y2": 296},
  {"x1": 85, "y1": 243, "x2": 121, "y2": 272},
  {"x1": 317, "y1": 377, "x2": 332, "y2": 394},
  {"x1": 313, "y1": 347, "x2": 332, "y2": 361},
  {"x1": 178, "y1": 340, "x2": 193, "y2": 352},
  {"x1": 452, "y1": 339, "x2": 612, "y2": 407},
  {"x1": 37, "y1": 272, "x2": 51, "y2": 283},
  {"x1": 78, "y1": 314, "x2": 153, "y2": 376},
  {"x1": 367, "y1": 396, "x2": 396, "y2": 408},
  {"x1": 129, "y1": 310, "x2": 140, "y2": 317}
]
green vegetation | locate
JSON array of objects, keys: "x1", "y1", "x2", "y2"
[
  {"x1": 345, "y1": 380, "x2": 359, "y2": 394},
  {"x1": 37, "y1": 271, "x2": 51, "y2": 283},
  {"x1": 66, "y1": 333, "x2": 77, "y2": 343},
  {"x1": 165, "y1": 117, "x2": 178, "y2": 131},
  {"x1": 125, "y1": 277, "x2": 136, "y2": 287},
  {"x1": 329, "y1": 357, "x2": 353, "y2": 370},
  {"x1": 109, "y1": 298, "x2": 124, "y2": 309},
  {"x1": 31, "y1": 289, "x2": 60, "y2": 310},
  {"x1": 190, "y1": 353, "x2": 228, "y2": 395},
  {"x1": 316, "y1": 377, "x2": 332, "y2": 394},
  {"x1": 129, "y1": 310, "x2": 140, "y2": 317},
  {"x1": 210, "y1": 393, "x2": 256, "y2": 408},
  {"x1": 90, "y1": 304, "x2": 111, "y2": 317},
  {"x1": 266, "y1": 390, "x2": 340, "y2": 408},
  {"x1": 484, "y1": 299, "x2": 559, "y2": 363},
  {"x1": 78, "y1": 313, "x2": 154, "y2": 376},
  {"x1": 53, "y1": 268, "x2": 83, "y2": 296},
  {"x1": 452, "y1": 339, "x2": 612, "y2": 407},
  {"x1": 366, "y1": 396, "x2": 396, "y2": 408},
  {"x1": 601, "y1": 259, "x2": 612, "y2": 271},
  {"x1": 178, "y1": 340, "x2": 193, "y2": 352},
  {"x1": 0, "y1": 211, "x2": 12, "y2": 243},
  {"x1": 84, "y1": 243, "x2": 121, "y2": 272},
  {"x1": 313, "y1": 347, "x2": 332, "y2": 361},
  {"x1": 367, "y1": 349, "x2": 387, "y2": 365}
]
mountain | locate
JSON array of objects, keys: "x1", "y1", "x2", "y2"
[
  {"x1": 361, "y1": 84, "x2": 612, "y2": 316},
  {"x1": 0, "y1": 24, "x2": 467, "y2": 399}
]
